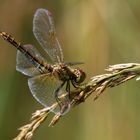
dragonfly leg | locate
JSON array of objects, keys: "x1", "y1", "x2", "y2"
[
  {"x1": 59, "y1": 80, "x2": 71, "y2": 115},
  {"x1": 66, "y1": 80, "x2": 71, "y2": 99},
  {"x1": 54, "y1": 80, "x2": 71, "y2": 115},
  {"x1": 54, "y1": 81, "x2": 65, "y2": 109},
  {"x1": 71, "y1": 80, "x2": 79, "y2": 88}
]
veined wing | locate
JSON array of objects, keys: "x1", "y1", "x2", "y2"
[
  {"x1": 16, "y1": 44, "x2": 46, "y2": 77},
  {"x1": 28, "y1": 73, "x2": 70, "y2": 114},
  {"x1": 33, "y1": 8, "x2": 63, "y2": 63}
]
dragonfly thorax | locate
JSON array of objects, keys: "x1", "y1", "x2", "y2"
[{"x1": 52, "y1": 63, "x2": 86, "y2": 86}]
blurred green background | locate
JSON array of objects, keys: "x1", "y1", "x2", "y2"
[{"x1": 0, "y1": 0, "x2": 140, "y2": 140}]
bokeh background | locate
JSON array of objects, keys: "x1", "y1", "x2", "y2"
[{"x1": 0, "y1": 0, "x2": 140, "y2": 140}]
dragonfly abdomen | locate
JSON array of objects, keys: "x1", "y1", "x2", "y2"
[{"x1": 0, "y1": 32, "x2": 52, "y2": 74}]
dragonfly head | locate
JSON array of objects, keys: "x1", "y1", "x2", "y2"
[{"x1": 73, "y1": 69, "x2": 86, "y2": 84}]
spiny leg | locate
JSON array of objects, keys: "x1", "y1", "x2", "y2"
[
  {"x1": 59, "y1": 80, "x2": 71, "y2": 115},
  {"x1": 54, "y1": 80, "x2": 71, "y2": 115},
  {"x1": 66, "y1": 80, "x2": 71, "y2": 99},
  {"x1": 54, "y1": 81, "x2": 65, "y2": 111},
  {"x1": 71, "y1": 79, "x2": 79, "y2": 88}
]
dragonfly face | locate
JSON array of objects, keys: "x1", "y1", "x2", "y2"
[{"x1": 0, "y1": 8, "x2": 86, "y2": 115}]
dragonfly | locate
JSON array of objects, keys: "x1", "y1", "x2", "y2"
[{"x1": 0, "y1": 8, "x2": 86, "y2": 115}]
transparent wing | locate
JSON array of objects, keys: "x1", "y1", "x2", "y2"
[
  {"x1": 33, "y1": 8, "x2": 63, "y2": 63},
  {"x1": 28, "y1": 74, "x2": 70, "y2": 114},
  {"x1": 16, "y1": 44, "x2": 46, "y2": 77}
]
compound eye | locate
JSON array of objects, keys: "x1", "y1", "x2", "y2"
[{"x1": 75, "y1": 69, "x2": 86, "y2": 84}]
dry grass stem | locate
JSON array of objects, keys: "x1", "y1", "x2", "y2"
[
  {"x1": 14, "y1": 108, "x2": 50, "y2": 140},
  {"x1": 14, "y1": 63, "x2": 140, "y2": 140}
]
